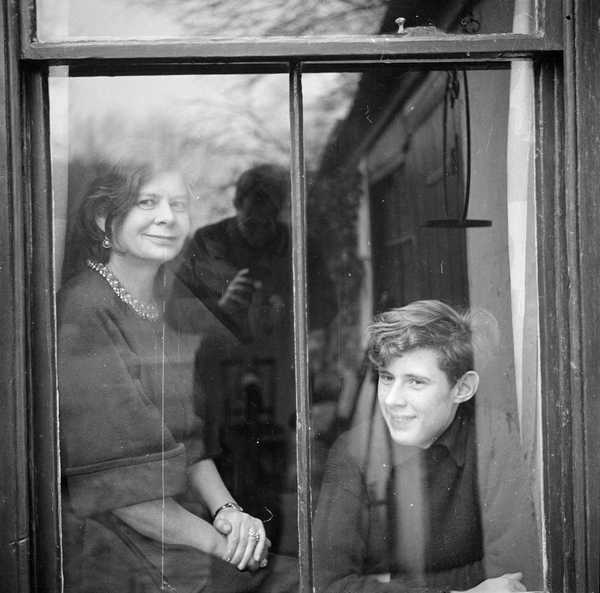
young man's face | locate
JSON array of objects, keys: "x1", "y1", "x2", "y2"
[{"x1": 377, "y1": 348, "x2": 461, "y2": 449}]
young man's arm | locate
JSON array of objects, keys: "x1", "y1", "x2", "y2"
[{"x1": 477, "y1": 407, "x2": 543, "y2": 590}]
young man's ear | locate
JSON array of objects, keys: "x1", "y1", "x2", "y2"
[{"x1": 452, "y1": 371, "x2": 479, "y2": 404}]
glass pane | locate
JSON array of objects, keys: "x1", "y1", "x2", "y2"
[
  {"x1": 305, "y1": 63, "x2": 546, "y2": 592},
  {"x1": 38, "y1": 0, "x2": 535, "y2": 42},
  {"x1": 51, "y1": 71, "x2": 304, "y2": 591}
]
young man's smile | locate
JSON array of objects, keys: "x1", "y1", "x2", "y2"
[{"x1": 377, "y1": 347, "x2": 463, "y2": 449}]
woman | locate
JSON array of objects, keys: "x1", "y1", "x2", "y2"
[{"x1": 58, "y1": 161, "x2": 279, "y2": 593}]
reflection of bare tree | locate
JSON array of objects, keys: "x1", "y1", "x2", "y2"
[
  {"x1": 68, "y1": 71, "x2": 359, "y2": 202},
  {"x1": 135, "y1": 0, "x2": 387, "y2": 36}
]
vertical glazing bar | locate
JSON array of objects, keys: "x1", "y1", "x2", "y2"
[
  {"x1": 536, "y1": 60, "x2": 569, "y2": 593},
  {"x1": 26, "y1": 68, "x2": 62, "y2": 592},
  {"x1": 563, "y1": 0, "x2": 585, "y2": 590},
  {"x1": 574, "y1": 0, "x2": 600, "y2": 589},
  {"x1": 289, "y1": 61, "x2": 313, "y2": 593},
  {"x1": 18, "y1": 0, "x2": 35, "y2": 45},
  {"x1": 562, "y1": 1, "x2": 586, "y2": 591},
  {"x1": 0, "y1": 1, "x2": 31, "y2": 591},
  {"x1": 536, "y1": 0, "x2": 562, "y2": 45}
]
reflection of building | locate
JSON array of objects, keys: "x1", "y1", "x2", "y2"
[
  {"x1": 309, "y1": 2, "x2": 543, "y2": 579},
  {"x1": 310, "y1": 2, "x2": 526, "y2": 416}
]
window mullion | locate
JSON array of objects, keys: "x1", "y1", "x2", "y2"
[
  {"x1": 289, "y1": 60, "x2": 313, "y2": 593},
  {"x1": 26, "y1": 67, "x2": 61, "y2": 593}
]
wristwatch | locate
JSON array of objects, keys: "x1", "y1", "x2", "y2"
[{"x1": 212, "y1": 501, "x2": 243, "y2": 520}]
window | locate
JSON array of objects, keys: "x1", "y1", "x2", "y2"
[{"x1": 2, "y1": 1, "x2": 599, "y2": 593}]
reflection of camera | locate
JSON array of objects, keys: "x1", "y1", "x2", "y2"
[{"x1": 249, "y1": 264, "x2": 274, "y2": 294}]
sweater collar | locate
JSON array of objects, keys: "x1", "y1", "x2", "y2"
[{"x1": 390, "y1": 402, "x2": 472, "y2": 469}]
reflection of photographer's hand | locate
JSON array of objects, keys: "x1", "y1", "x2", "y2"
[
  {"x1": 458, "y1": 572, "x2": 527, "y2": 592},
  {"x1": 218, "y1": 269, "x2": 254, "y2": 318}
]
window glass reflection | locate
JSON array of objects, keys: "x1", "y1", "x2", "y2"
[
  {"x1": 305, "y1": 64, "x2": 545, "y2": 592},
  {"x1": 51, "y1": 73, "x2": 302, "y2": 592},
  {"x1": 38, "y1": 0, "x2": 526, "y2": 42}
]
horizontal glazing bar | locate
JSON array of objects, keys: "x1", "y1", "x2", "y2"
[{"x1": 23, "y1": 33, "x2": 561, "y2": 64}]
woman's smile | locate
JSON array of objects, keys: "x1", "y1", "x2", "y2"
[
  {"x1": 111, "y1": 170, "x2": 191, "y2": 266},
  {"x1": 143, "y1": 233, "x2": 179, "y2": 242}
]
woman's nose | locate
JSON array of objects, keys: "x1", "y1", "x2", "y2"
[{"x1": 154, "y1": 197, "x2": 175, "y2": 223}]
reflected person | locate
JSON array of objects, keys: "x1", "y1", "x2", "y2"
[
  {"x1": 313, "y1": 300, "x2": 541, "y2": 593},
  {"x1": 58, "y1": 162, "x2": 287, "y2": 593},
  {"x1": 169, "y1": 162, "x2": 336, "y2": 340},
  {"x1": 167, "y1": 163, "x2": 337, "y2": 553}
]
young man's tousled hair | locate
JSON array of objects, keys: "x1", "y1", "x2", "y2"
[{"x1": 367, "y1": 299, "x2": 474, "y2": 384}]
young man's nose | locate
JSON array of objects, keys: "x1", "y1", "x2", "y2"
[{"x1": 384, "y1": 383, "x2": 408, "y2": 407}]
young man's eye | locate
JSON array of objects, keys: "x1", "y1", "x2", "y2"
[
  {"x1": 378, "y1": 372, "x2": 393, "y2": 384},
  {"x1": 408, "y1": 377, "x2": 425, "y2": 387}
]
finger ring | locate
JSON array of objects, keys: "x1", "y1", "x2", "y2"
[
  {"x1": 248, "y1": 527, "x2": 260, "y2": 540},
  {"x1": 259, "y1": 558, "x2": 268, "y2": 568}
]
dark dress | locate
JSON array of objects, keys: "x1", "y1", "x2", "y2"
[
  {"x1": 313, "y1": 402, "x2": 543, "y2": 593},
  {"x1": 58, "y1": 268, "x2": 297, "y2": 593}
]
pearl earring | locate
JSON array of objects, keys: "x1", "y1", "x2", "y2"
[{"x1": 102, "y1": 236, "x2": 112, "y2": 249}]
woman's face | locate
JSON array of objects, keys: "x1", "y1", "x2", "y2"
[{"x1": 112, "y1": 170, "x2": 190, "y2": 265}]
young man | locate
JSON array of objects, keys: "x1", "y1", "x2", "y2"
[{"x1": 313, "y1": 300, "x2": 541, "y2": 593}]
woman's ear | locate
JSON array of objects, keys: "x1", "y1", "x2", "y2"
[
  {"x1": 95, "y1": 215, "x2": 107, "y2": 233},
  {"x1": 452, "y1": 370, "x2": 479, "y2": 404}
]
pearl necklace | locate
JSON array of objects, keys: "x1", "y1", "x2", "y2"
[{"x1": 87, "y1": 259, "x2": 161, "y2": 321}]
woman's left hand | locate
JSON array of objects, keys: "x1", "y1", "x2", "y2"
[{"x1": 213, "y1": 509, "x2": 269, "y2": 571}]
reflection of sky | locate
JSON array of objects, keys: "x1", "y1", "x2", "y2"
[
  {"x1": 49, "y1": 70, "x2": 358, "y2": 229},
  {"x1": 37, "y1": 0, "x2": 387, "y2": 40},
  {"x1": 38, "y1": 0, "x2": 183, "y2": 39},
  {"x1": 43, "y1": 0, "x2": 364, "y2": 230}
]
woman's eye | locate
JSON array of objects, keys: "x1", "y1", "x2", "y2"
[
  {"x1": 170, "y1": 199, "x2": 188, "y2": 212},
  {"x1": 137, "y1": 197, "x2": 156, "y2": 208}
]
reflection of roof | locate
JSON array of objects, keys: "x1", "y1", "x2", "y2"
[{"x1": 313, "y1": 0, "x2": 471, "y2": 179}]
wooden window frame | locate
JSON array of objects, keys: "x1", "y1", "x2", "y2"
[{"x1": 1, "y1": 1, "x2": 599, "y2": 592}]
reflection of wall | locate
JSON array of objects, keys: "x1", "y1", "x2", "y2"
[
  {"x1": 365, "y1": 72, "x2": 469, "y2": 313},
  {"x1": 363, "y1": 65, "x2": 518, "y2": 416},
  {"x1": 465, "y1": 69, "x2": 517, "y2": 414}
]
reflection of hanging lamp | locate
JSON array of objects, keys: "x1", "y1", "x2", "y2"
[{"x1": 422, "y1": 70, "x2": 491, "y2": 228}]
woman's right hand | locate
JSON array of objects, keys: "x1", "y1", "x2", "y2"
[{"x1": 213, "y1": 509, "x2": 270, "y2": 571}]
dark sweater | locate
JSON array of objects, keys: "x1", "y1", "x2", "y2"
[{"x1": 313, "y1": 403, "x2": 543, "y2": 593}]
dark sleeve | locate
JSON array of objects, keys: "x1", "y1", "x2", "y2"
[
  {"x1": 166, "y1": 234, "x2": 248, "y2": 340},
  {"x1": 478, "y1": 408, "x2": 543, "y2": 590},
  {"x1": 307, "y1": 236, "x2": 338, "y2": 331},
  {"x1": 59, "y1": 308, "x2": 187, "y2": 518},
  {"x1": 313, "y1": 437, "x2": 446, "y2": 593}
]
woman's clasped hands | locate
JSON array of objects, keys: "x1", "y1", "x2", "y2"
[{"x1": 213, "y1": 506, "x2": 271, "y2": 571}]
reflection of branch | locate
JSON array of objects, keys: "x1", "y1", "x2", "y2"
[
  {"x1": 237, "y1": 106, "x2": 290, "y2": 154},
  {"x1": 133, "y1": 0, "x2": 388, "y2": 36},
  {"x1": 178, "y1": 83, "x2": 290, "y2": 158}
]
